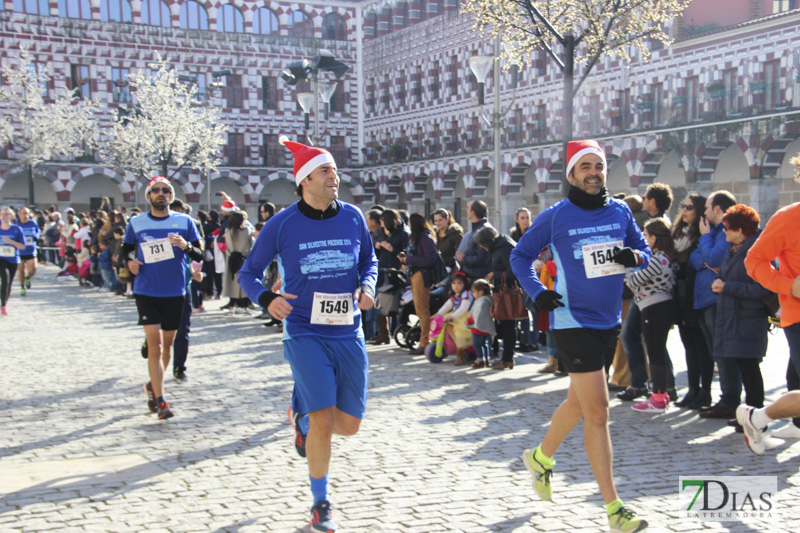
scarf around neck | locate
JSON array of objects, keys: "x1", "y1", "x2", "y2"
[{"x1": 567, "y1": 185, "x2": 609, "y2": 210}]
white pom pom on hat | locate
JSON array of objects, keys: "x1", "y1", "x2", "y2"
[{"x1": 278, "y1": 135, "x2": 336, "y2": 186}]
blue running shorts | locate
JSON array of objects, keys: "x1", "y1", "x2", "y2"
[{"x1": 284, "y1": 336, "x2": 369, "y2": 419}]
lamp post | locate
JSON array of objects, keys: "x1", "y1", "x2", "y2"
[
  {"x1": 469, "y1": 35, "x2": 518, "y2": 230},
  {"x1": 281, "y1": 50, "x2": 348, "y2": 146}
]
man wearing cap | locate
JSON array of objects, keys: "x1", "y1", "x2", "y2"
[
  {"x1": 510, "y1": 140, "x2": 651, "y2": 532},
  {"x1": 120, "y1": 176, "x2": 204, "y2": 420},
  {"x1": 238, "y1": 136, "x2": 378, "y2": 533}
]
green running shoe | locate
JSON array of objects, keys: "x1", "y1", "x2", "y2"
[
  {"x1": 608, "y1": 506, "x2": 648, "y2": 533},
  {"x1": 522, "y1": 448, "x2": 553, "y2": 501}
]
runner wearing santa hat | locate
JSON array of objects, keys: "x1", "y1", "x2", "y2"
[
  {"x1": 510, "y1": 140, "x2": 652, "y2": 532},
  {"x1": 120, "y1": 176, "x2": 204, "y2": 420},
  {"x1": 238, "y1": 136, "x2": 378, "y2": 533}
]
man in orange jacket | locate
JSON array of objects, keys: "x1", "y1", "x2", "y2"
[{"x1": 744, "y1": 152, "x2": 800, "y2": 440}]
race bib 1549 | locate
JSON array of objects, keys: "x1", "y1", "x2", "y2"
[
  {"x1": 582, "y1": 240, "x2": 625, "y2": 279},
  {"x1": 310, "y1": 292, "x2": 354, "y2": 325}
]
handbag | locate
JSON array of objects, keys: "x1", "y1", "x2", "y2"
[
  {"x1": 490, "y1": 272, "x2": 528, "y2": 321},
  {"x1": 375, "y1": 288, "x2": 400, "y2": 316}
]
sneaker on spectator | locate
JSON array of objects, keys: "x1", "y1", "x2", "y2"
[
  {"x1": 608, "y1": 505, "x2": 648, "y2": 533},
  {"x1": 240, "y1": 307, "x2": 252, "y2": 315},
  {"x1": 288, "y1": 407, "x2": 307, "y2": 458},
  {"x1": 195, "y1": 306, "x2": 205, "y2": 312},
  {"x1": 521, "y1": 448, "x2": 553, "y2": 501},
  {"x1": 770, "y1": 423, "x2": 800, "y2": 439},
  {"x1": 632, "y1": 392, "x2": 669, "y2": 413},
  {"x1": 157, "y1": 402, "x2": 174, "y2": 420},
  {"x1": 174, "y1": 368, "x2": 188, "y2": 382},
  {"x1": 309, "y1": 500, "x2": 336, "y2": 532},
  {"x1": 736, "y1": 404, "x2": 765, "y2": 455},
  {"x1": 143, "y1": 382, "x2": 157, "y2": 413}
]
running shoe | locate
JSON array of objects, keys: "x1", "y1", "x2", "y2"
[
  {"x1": 141, "y1": 340, "x2": 148, "y2": 359},
  {"x1": 770, "y1": 423, "x2": 800, "y2": 439},
  {"x1": 736, "y1": 404, "x2": 765, "y2": 455},
  {"x1": 143, "y1": 382, "x2": 157, "y2": 413},
  {"x1": 309, "y1": 499, "x2": 336, "y2": 532},
  {"x1": 608, "y1": 505, "x2": 648, "y2": 532},
  {"x1": 521, "y1": 448, "x2": 553, "y2": 501},
  {"x1": 157, "y1": 401, "x2": 174, "y2": 420},
  {"x1": 1, "y1": 306, "x2": 7, "y2": 316},
  {"x1": 174, "y1": 368, "x2": 188, "y2": 382},
  {"x1": 26, "y1": 278, "x2": 31, "y2": 289},
  {"x1": 631, "y1": 392, "x2": 669, "y2": 413},
  {"x1": 20, "y1": 287, "x2": 26, "y2": 296},
  {"x1": 288, "y1": 407, "x2": 307, "y2": 458}
]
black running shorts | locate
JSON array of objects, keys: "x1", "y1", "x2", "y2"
[
  {"x1": 20, "y1": 254, "x2": 35, "y2": 261},
  {"x1": 551, "y1": 326, "x2": 621, "y2": 374},
  {"x1": 134, "y1": 294, "x2": 185, "y2": 331}
]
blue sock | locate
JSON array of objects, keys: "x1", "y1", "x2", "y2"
[
  {"x1": 310, "y1": 475, "x2": 329, "y2": 504},
  {"x1": 156, "y1": 396, "x2": 165, "y2": 405},
  {"x1": 299, "y1": 414, "x2": 310, "y2": 434}
]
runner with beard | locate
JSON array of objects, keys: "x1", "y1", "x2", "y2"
[
  {"x1": 510, "y1": 140, "x2": 651, "y2": 533},
  {"x1": 120, "y1": 176, "x2": 204, "y2": 420}
]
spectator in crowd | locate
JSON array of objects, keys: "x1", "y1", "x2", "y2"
[
  {"x1": 363, "y1": 209, "x2": 384, "y2": 341},
  {"x1": 456, "y1": 200, "x2": 493, "y2": 281},
  {"x1": 474, "y1": 225, "x2": 518, "y2": 370},
  {"x1": 626, "y1": 218, "x2": 677, "y2": 413},
  {"x1": 399, "y1": 213, "x2": 439, "y2": 355},
  {"x1": 672, "y1": 193, "x2": 713, "y2": 409},
  {"x1": 432, "y1": 208, "x2": 463, "y2": 268},
  {"x1": 431, "y1": 271, "x2": 474, "y2": 366},
  {"x1": 642, "y1": 182, "x2": 674, "y2": 223},
  {"x1": 98, "y1": 238, "x2": 115, "y2": 292},
  {"x1": 202, "y1": 210, "x2": 221, "y2": 299},
  {"x1": 691, "y1": 190, "x2": 740, "y2": 420},
  {"x1": 745, "y1": 152, "x2": 800, "y2": 439},
  {"x1": 43, "y1": 212, "x2": 62, "y2": 265},
  {"x1": 510, "y1": 207, "x2": 538, "y2": 353},
  {"x1": 467, "y1": 278, "x2": 496, "y2": 368},
  {"x1": 372, "y1": 209, "x2": 408, "y2": 345},
  {"x1": 62, "y1": 213, "x2": 78, "y2": 252},
  {"x1": 259, "y1": 201, "x2": 276, "y2": 223},
  {"x1": 711, "y1": 204, "x2": 771, "y2": 429},
  {"x1": 222, "y1": 210, "x2": 254, "y2": 314}
]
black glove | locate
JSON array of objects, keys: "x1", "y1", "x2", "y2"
[
  {"x1": 535, "y1": 290, "x2": 565, "y2": 312},
  {"x1": 611, "y1": 246, "x2": 642, "y2": 268}
]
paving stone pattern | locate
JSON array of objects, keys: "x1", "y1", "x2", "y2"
[{"x1": 1, "y1": 266, "x2": 799, "y2": 532}]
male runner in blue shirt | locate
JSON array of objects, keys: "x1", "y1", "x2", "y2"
[
  {"x1": 238, "y1": 136, "x2": 378, "y2": 533},
  {"x1": 121, "y1": 176, "x2": 204, "y2": 420},
  {"x1": 15, "y1": 207, "x2": 41, "y2": 296}
]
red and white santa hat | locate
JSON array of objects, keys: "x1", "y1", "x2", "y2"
[
  {"x1": 220, "y1": 200, "x2": 238, "y2": 213},
  {"x1": 565, "y1": 139, "x2": 607, "y2": 178},
  {"x1": 144, "y1": 176, "x2": 174, "y2": 197},
  {"x1": 279, "y1": 135, "x2": 336, "y2": 186}
]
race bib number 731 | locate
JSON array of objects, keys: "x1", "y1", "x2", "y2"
[{"x1": 582, "y1": 240, "x2": 625, "y2": 279}]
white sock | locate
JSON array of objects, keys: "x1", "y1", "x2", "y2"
[{"x1": 750, "y1": 407, "x2": 774, "y2": 429}]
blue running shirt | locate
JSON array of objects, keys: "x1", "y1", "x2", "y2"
[
  {"x1": 238, "y1": 201, "x2": 378, "y2": 340},
  {"x1": 17, "y1": 220, "x2": 41, "y2": 256},
  {"x1": 511, "y1": 198, "x2": 650, "y2": 330},
  {"x1": 0, "y1": 225, "x2": 25, "y2": 264},
  {"x1": 124, "y1": 211, "x2": 201, "y2": 297}
]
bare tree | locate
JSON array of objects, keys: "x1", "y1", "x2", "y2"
[
  {"x1": 462, "y1": 0, "x2": 690, "y2": 192},
  {"x1": 0, "y1": 46, "x2": 99, "y2": 206},
  {"x1": 102, "y1": 54, "x2": 228, "y2": 201}
]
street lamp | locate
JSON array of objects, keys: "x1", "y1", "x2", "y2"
[
  {"x1": 280, "y1": 49, "x2": 348, "y2": 146},
  {"x1": 469, "y1": 35, "x2": 518, "y2": 230}
]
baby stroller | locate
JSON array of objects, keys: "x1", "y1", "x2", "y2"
[{"x1": 393, "y1": 283, "x2": 449, "y2": 350}]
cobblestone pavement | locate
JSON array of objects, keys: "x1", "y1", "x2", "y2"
[{"x1": 1, "y1": 265, "x2": 799, "y2": 533}]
